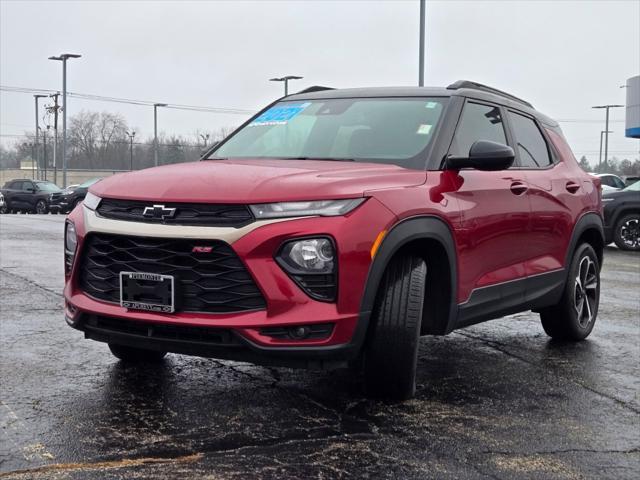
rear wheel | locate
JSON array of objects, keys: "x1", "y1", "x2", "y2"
[
  {"x1": 108, "y1": 344, "x2": 167, "y2": 363},
  {"x1": 364, "y1": 254, "x2": 426, "y2": 400},
  {"x1": 540, "y1": 243, "x2": 600, "y2": 340},
  {"x1": 613, "y1": 213, "x2": 640, "y2": 251}
]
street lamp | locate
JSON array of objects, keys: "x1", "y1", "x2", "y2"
[
  {"x1": 269, "y1": 75, "x2": 303, "y2": 96},
  {"x1": 127, "y1": 131, "x2": 136, "y2": 171},
  {"x1": 592, "y1": 104, "x2": 623, "y2": 168},
  {"x1": 34, "y1": 94, "x2": 47, "y2": 180},
  {"x1": 48, "y1": 53, "x2": 81, "y2": 188},
  {"x1": 153, "y1": 103, "x2": 167, "y2": 167},
  {"x1": 598, "y1": 130, "x2": 613, "y2": 169},
  {"x1": 418, "y1": 0, "x2": 426, "y2": 86}
]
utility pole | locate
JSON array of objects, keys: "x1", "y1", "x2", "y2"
[
  {"x1": 49, "y1": 53, "x2": 81, "y2": 188},
  {"x1": 47, "y1": 93, "x2": 61, "y2": 185},
  {"x1": 127, "y1": 131, "x2": 136, "y2": 171},
  {"x1": 418, "y1": 0, "x2": 426, "y2": 86},
  {"x1": 34, "y1": 95, "x2": 47, "y2": 180},
  {"x1": 592, "y1": 104, "x2": 623, "y2": 169},
  {"x1": 153, "y1": 103, "x2": 167, "y2": 167},
  {"x1": 598, "y1": 130, "x2": 613, "y2": 170},
  {"x1": 269, "y1": 75, "x2": 303, "y2": 96},
  {"x1": 42, "y1": 130, "x2": 48, "y2": 181}
]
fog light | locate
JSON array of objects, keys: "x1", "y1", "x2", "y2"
[{"x1": 291, "y1": 326, "x2": 310, "y2": 339}]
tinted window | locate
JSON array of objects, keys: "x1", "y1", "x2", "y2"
[
  {"x1": 22, "y1": 182, "x2": 34, "y2": 191},
  {"x1": 9, "y1": 181, "x2": 24, "y2": 190},
  {"x1": 449, "y1": 102, "x2": 507, "y2": 157},
  {"x1": 508, "y1": 111, "x2": 552, "y2": 168}
]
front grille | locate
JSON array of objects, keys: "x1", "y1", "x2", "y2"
[
  {"x1": 86, "y1": 316, "x2": 241, "y2": 345},
  {"x1": 96, "y1": 198, "x2": 254, "y2": 227},
  {"x1": 79, "y1": 233, "x2": 266, "y2": 313}
]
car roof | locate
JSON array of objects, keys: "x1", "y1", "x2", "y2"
[{"x1": 286, "y1": 84, "x2": 558, "y2": 127}]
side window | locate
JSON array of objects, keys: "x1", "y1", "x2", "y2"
[
  {"x1": 449, "y1": 102, "x2": 507, "y2": 157},
  {"x1": 613, "y1": 177, "x2": 625, "y2": 189},
  {"x1": 10, "y1": 181, "x2": 22, "y2": 190},
  {"x1": 21, "y1": 182, "x2": 33, "y2": 192},
  {"x1": 508, "y1": 111, "x2": 552, "y2": 168}
]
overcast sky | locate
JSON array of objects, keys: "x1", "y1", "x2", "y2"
[{"x1": 1, "y1": 0, "x2": 638, "y2": 164}]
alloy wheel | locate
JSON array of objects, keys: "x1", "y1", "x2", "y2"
[
  {"x1": 574, "y1": 256, "x2": 598, "y2": 328},
  {"x1": 36, "y1": 201, "x2": 47, "y2": 214},
  {"x1": 619, "y1": 218, "x2": 640, "y2": 249}
]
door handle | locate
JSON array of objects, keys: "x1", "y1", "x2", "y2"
[
  {"x1": 565, "y1": 181, "x2": 580, "y2": 194},
  {"x1": 510, "y1": 181, "x2": 528, "y2": 195}
]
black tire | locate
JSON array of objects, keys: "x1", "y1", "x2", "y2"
[
  {"x1": 364, "y1": 254, "x2": 426, "y2": 400},
  {"x1": 613, "y1": 213, "x2": 640, "y2": 251},
  {"x1": 108, "y1": 344, "x2": 167, "y2": 363},
  {"x1": 540, "y1": 243, "x2": 600, "y2": 341},
  {"x1": 35, "y1": 200, "x2": 48, "y2": 214}
]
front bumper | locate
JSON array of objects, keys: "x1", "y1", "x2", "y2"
[{"x1": 64, "y1": 199, "x2": 396, "y2": 365}]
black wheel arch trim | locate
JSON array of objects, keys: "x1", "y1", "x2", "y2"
[
  {"x1": 352, "y1": 215, "x2": 459, "y2": 353},
  {"x1": 565, "y1": 212, "x2": 604, "y2": 271}
]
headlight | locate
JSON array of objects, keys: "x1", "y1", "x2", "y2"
[
  {"x1": 276, "y1": 237, "x2": 337, "y2": 301},
  {"x1": 250, "y1": 198, "x2": 365, "y2": 219},
  {"x1": 64, "y1": 222, "x2": 77, "y2": 274},
  {"x1": 83, "y1": 192, "x2": 101, "y2": 210}
]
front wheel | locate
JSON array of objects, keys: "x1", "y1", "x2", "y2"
[
  {"x1": 35, "y1": 200, "x2": 48, "y2": 214},
  {"x1": 613, "y1": 214, "x2": 640, "y2": 251},
  {"x1": 539, "y1": 243, "x2": 600, "y2": 340},
  {"x1": 363, "y1": 254, "x2": 426, "y2": 400},
  {"x1": 108, "y1": 344, "x2": 167, "y2": 363}
]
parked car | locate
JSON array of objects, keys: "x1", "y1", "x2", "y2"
[
  {"x1": 64, "y1": 81, "x2": 604, "y2": 399},
  {"x1": 623, "y1": 175, "x2": 640, "y2": 187},
  {"x1": 49, "y1": 178, "x2": 102, "y2": 214},
  {"x1": 0, "y1": 179, "x2": 61, "y2": 214},
  {"x1": 595, "y1": 173, "x2": 625, "y2": 191},
  {"x1": 603, "y1": 181, "x2": 640, "y2": 251}
]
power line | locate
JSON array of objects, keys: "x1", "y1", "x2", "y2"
[{"x1": 0, "y1": 85, "x2": 254, "y2": 115}]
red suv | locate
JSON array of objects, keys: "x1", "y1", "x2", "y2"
[{"x1": 64, "y1": 81, "x2": 604, "y2": 399}]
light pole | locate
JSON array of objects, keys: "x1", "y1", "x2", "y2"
[
  {"x1": 48, "y1": 53, "x2": 81, "y2": 188},
  {"x1": 269, "y1": 75, "x2": 303, "y2": 96},
  {"x1": 418, "y1": 0, "x2": 426, "y2": 86},
  {"x1": 153, "y1": 103, "x2": 167, "y2": 167},
  {"x1": 598, "y1": 130, "x2": 613, "y2": 170},
  {"x1": 127, "y1": 131, "x2": 136, "y2": 171},
  {"x1": 592, "y1": 104, "x2": 623, "y2": 168},
  {"x1": 34, "y1": 94, "x2": 47, "y2": 180}
]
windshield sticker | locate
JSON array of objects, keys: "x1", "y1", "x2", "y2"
[
  {"x1": 249, "y1": 102, "x2": 311, "y2": 126},
  {"x1": 425, "y1": 101, "x2": 438, "y2": 109},
  {"x1": 416, "y1": 124, "x2": 432, "y2": 135}
]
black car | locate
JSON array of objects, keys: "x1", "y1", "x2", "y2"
[
  {"x1": 0, "y1": 179, "x2": 61, "y2": 214},
  {"x1": 49, "y1": 178, "x2": 102, "y2": 214},
  {"x1": 603, "y1": 181, "x2": 640, "y2": 251}
]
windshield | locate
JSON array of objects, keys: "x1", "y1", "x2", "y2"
[
  {"x1": 35, "y1": 182, "x2": 61, "y2": 192},
  {"x1": 78, "y1": 178, "x2": 101, "y2": 188},
  {"x1": 624, "y1": 180, "x2": 640, "y2": 191},
  {"x1": 209, "y1": 97, "x2": 447, "y2": 168}
]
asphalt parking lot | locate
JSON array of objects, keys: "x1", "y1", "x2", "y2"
[{"x1": 0, "y1": 214, "x2": 638, "y2": 479}]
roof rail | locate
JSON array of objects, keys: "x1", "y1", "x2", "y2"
[
  {"x1": 447, "y1": 80, "x2": 533, "y2": 108},
  {"x1": 294, "y1": 85, "x2": 335, "y2": 94}
]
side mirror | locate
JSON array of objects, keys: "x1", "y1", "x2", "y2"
[{"x1": 446, "y1": 140, "x2": 515, "y2": 171}]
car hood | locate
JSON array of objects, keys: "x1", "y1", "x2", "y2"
[{"x1": 90, "y1": 159, "x2": 427, "y2": 203}]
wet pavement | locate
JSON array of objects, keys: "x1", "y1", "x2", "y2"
[{"x1": 0, "y1": 214, "x2": 638, "y2": 479}]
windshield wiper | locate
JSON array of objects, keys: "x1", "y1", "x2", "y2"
[{"x1": 280, "y1": 157, "x2": 355, "y2": 162}]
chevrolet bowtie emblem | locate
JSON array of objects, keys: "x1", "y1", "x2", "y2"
[{"x1": 142, "y1": 204, "x2": 177, "y2": 220}]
